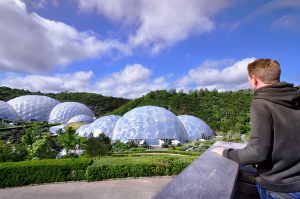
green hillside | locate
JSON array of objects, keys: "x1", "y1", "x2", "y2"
[
  {"x1": 111, "y1": 89, "x2": 253, "y2": 134},
  {"x1": 0, "y1": 87, "x2": 129, "y2": 116},
  {"x1": 0, "y1": 86, "x2": 259, "y2": 134}
]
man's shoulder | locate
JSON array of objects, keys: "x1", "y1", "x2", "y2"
[{"x1": 251, "y1": 98, "x2": 270, "y2": 109}]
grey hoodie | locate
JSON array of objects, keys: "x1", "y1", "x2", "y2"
[{"x1": 223, "y1": 82, "x2": 300, "y2": 192}]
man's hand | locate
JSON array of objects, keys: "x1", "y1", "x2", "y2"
[{"x1": 211, "y1": 147, "x2": 225, "y2": 156}]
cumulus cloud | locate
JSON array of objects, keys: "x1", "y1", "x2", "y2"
[
  {"x1": 1, "y1": 71, "x2": 94, "y2": 93},
  {"x1": 1, "y1": 59, "x2": 257, "y2": 98},
  {"x1": 0, "y1": 0, "x2": 128, "y2": 73},
  {"x1": 0, "y1": 64, "x2": 169, "y2": 99},
  {"x1": 176, "y1": 58, "x2": 256, "y2": 91},
  {"x1": 77, "y1": 0, "x2": 230, "y2": 54},
  {"x1": 96, "y1": 64, "x2": 169, "y2": 98}
]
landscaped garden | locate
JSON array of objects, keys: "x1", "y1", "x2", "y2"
[{"x1": 0, "y1": 121, "x2": 217, "y2": 188}]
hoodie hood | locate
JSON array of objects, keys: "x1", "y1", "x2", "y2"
[{"x1": 254, "y1": 82, "x2": 300, "y2": 109}]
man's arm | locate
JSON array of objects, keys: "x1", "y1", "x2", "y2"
[{"x1": 214, "y1": 100, "x2": 273, "y2": 165}]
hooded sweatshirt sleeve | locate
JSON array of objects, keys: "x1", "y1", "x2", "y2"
[{"x1": 222, "y1": 99, "x2": 273, "y2": 165}]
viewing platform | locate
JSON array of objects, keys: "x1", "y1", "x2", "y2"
[{"x1": 154, "y1": 141, "x2": 260, "y2": 199}]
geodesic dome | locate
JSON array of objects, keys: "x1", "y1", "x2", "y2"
[
  {"x1": 177, "y1": 115, "x2": 213, "y2": 140},
  {"x1": 7, "y1": 95, "x2": 60, "y2": 121},
  {"x1": 48, "y1": 102, "x2": 94, "y2": 124},
  {"x1": 49, "y1": 124, "x2": 65, "y2": 135},
  {"x1": 76, "y1": 115, "x2": 121, "y2": 138},
  {"x1": 0, "y1": 100, "x2": 20, "y2": 121},
  {"x1": 66, "y1": 115, "x2": 94, "y2": 124},
  {"x1": 112, "y1": 106, "x2": 189, "y2": 145},
  {"x1": 76, "y1": 124, "x2": 92, "y2": 138}
]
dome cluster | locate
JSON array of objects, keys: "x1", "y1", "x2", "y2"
[
  {"x1": 0, "y1": 95, "x2": 95, "y2": 124},
  {"x1": 76, "y1": 106, "x2": 213, "y2": 145},
  {"x1": 1, "y1": 95, "x2": 213, "y2": 145}
]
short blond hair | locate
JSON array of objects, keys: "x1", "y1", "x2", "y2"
[{"x1": 248, "y1": 59, "x2": 281, "y2": 84}]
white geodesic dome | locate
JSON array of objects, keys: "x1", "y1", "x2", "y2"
[
  {"x1": 76, "y1": 115, "x2": 121, "y2": 138},
  {"x1": 48, "y1": 102, "x2": 94, "y2": 124},
  {"x1": 177, "y1": 115, "x2": 213, "y2": 140},
  {"x1": 49, "y1": 124, "x2": 65, "y2": 135},
  {"x1": 76, "y1": 124, "x2": 92, "y2": 138},
  {"x1": 66, "y1": 115, "x2": 94, "y2": 124},
  {"x1": 7, "y1": 95, "x2": 60, "y2": 122},
  {"x1": 0, "y1": 100, "x2": 20, "y2": 121},
  {"x1": 112, "y1": 106, "x2": 189, "y2": 145}
]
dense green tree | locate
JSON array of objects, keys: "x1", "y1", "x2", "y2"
[
  {"x1": 111, "y1": 89, "x2": 253, "y2": 134},
  {"x1": 56, "y1": 127, "x2": 77, "y2": 153},
  {"x1": 28, "y1": 136, "x2": 59, "y2": 159},
  {"x1": 85, "y1": 134, "x2": 111, "y2": 157}
]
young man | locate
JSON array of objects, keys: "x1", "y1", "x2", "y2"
[{"x1": 212, "y1": 59, "x2": 300, "y2": 198}]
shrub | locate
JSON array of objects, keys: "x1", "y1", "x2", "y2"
[
  {"x1": 56, "y1": 127, "x2": 77, "y2": 153},
  {"x1": 86, "y1": 156, "x2": 195, "y2": 181},
  {"x1": 0, "y1": 141, "x2": 12, "y2": 162},
  {"x1": 161, "y1": 143, "x2": 169, "y2": 148},
  {"x1": 85, "y1": 134, "x2": 111, "y2": 157},
  {"x1": 0, "y1": 158, "x2": 92, "y2": 188},
  {"x1": 28, "y1": 137, "x2": 60, "y2": 159},
  {"x1": 128, "y1": 147, "x2": 146, "y2": 152},
  {"x1": 112, "y1": 140, "x2": 129, "y2": 152}
]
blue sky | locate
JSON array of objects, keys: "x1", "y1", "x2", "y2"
[{"x1": 0, "y1": 0, "x2": 299, "y2": 98}]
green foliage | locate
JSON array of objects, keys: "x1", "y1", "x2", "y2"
[
  {"x1": 28, "y1": 137, "x2": 60, "y2": 159},
  {"x1": 128, "y1": 147, "x2": 146, "y2": 152},
  {"x1": 221, "y1": 130, "x2": 242, "y2": 142},
  {"x1": 56, "y1": 127, "x2": 77, "y2": 153},
  {"x1": 111, "y1": 89, "x2": 253, "y2": 134},
  {"x1": 161, "y1": 143, "x2": 169, "y2": 148},
  {"x1": 0, "y1": 155, "x2": 196, "y2": 188},
  {"x1": 86, "y1": 156, "x2": 195, "y2": 181},
  {"x1": 0, "y1": 141, "x2": 28, "y2": 162},
  {"x1": 112, "y1": 150, "x2": 201, "y2": 156},
  {"x1": 0, "y1": 158, "x2": 92, "y2": 188},
  {"x1": 0, "y1": 141, "x2": 12, "y2": 162},
  {"x1": 111, "y1": 140, "x2": 130, "y2": 152},
  {"x1": 21, "y1": 123, "x2": 47, "y2": 145},
  {"x1": 85, "y1": 134, "x2": 111, "y2": 157}
]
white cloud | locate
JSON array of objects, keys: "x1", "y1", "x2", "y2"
[
  {"x1": 176, "y1": 58, "x2": 256, "y2": 91},
  {"x1": 0, "y1": 71, "x2": 94, "y2": 93},
  {"x1": 0, "y1": 64, "x2": 169, "y2": 99},
  {"x1": 272, "y1": 15, "x2": 300, "y2": 31},
  {"x1": 96, "y1": 64, "x2": 169, "y2": 98},
  {"x1": 0, "y1": 0, "x2": 128, "y2": 73},
  {"x1": 1, "y1": 58, "x2": 257, "y2": 98},
  {"x1": 77, "y1": 0, "x2": 230, "y2": 54}
]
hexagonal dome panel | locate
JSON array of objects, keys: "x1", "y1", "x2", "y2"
[
  {"x1": 112, "y1": 106, "x2": 189, "y2": 145},
  {"x1": 177, "y1": 115, "x2": 213, "y2": 140},
  {"x1": 76, "y1": 115, "x2": 121, "y2": 138},
  {"x1": 0, "y1": 100, "x2": 20, "y2": 121},
  {"x1": 67, "y1": 115, "x2": 94, "y2": 124},
  {"x1": 7, "y1": 95, "x2": 60, "y2": 122},
  {"x1": 49, "y1": 102, "x2": 94, "y2": 124}
]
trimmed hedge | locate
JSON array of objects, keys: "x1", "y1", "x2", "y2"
[
  {"x1": 0, "y1": 155, "x2": 196, "y2": 188},
  {"x1": 112, "y1": 150, "x2": 201, "y2": 156},
  {"x1": 0, "y1": 158, "x2": 92, "y2": 188},
  {"x1": 86, "y1": 156, "x2": 196, "y2": 181}
]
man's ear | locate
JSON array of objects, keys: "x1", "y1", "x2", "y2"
[{"x1": 252, "y1": 75, "x2": 258, "y2": 87}]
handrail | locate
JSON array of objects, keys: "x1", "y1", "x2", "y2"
[{"x1": 153, "y1": 141, "x2": 249, "y2": 199}]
